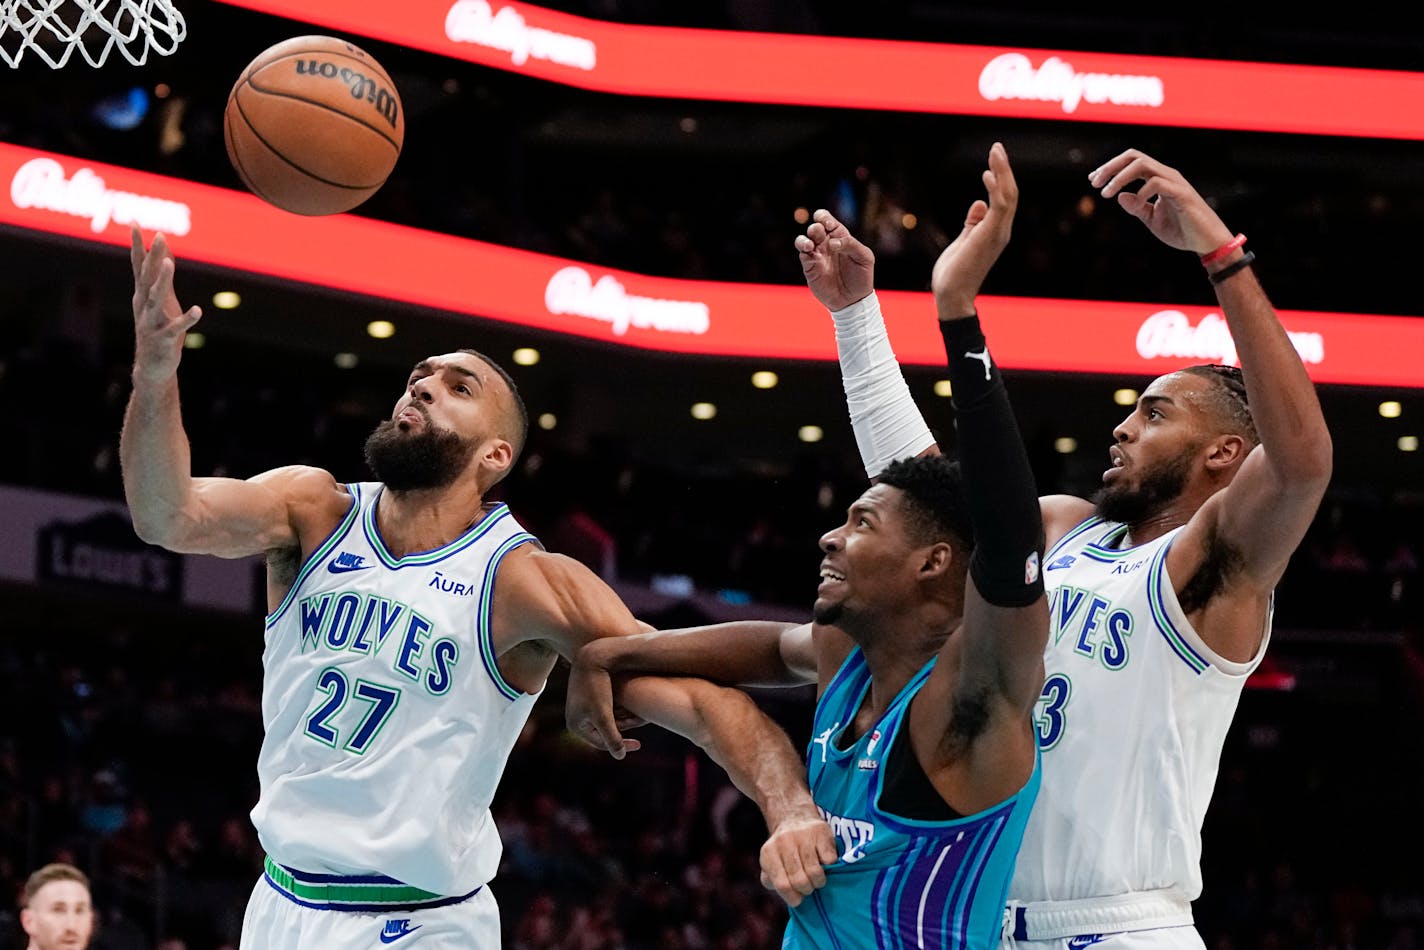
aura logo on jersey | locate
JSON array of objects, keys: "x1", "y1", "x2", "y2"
[
  {"x1": 297, "y1": 592, "x2": 461, "y2": 695},
  {"x1": 428, "y1": 570, "x2": 477, "y2": 596}
]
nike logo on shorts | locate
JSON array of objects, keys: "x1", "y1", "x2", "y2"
[{"x1": 379, "y1": 919, "x2": 422, "y2": 943}]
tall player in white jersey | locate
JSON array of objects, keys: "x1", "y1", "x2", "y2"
[
  {"x1": 121, "y1": 227, "x2": 837, "y2": 948},
  {"x1": 800, "y1": 149, "x2": 1332, "y2": 948}
]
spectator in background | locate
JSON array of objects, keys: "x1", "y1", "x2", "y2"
[{"x1": 18, "y1": 863, "x2": 93, "y2": 950}]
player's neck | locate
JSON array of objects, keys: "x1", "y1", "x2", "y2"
[
  {"x1": 374, "y1": 483, "x2": 488, "y2": 557},
  {"x1": 856, "y1": 610, "x2": 955, "y2": 713},
  {"x1": 1124, "y1": 494, "x2": 1204, "y2": 547}
]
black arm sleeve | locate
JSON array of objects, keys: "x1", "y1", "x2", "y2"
[{"x1": 940, "y1": 316, "x2": 1045, "y2": 607}]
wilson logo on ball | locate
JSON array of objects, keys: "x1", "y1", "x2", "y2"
[
  {"x1": 293, "y1": 60, "x2": 400, "y2": 129},
  {"x1": 224, "y1": 35, "x2": 405, "y2": 216}
]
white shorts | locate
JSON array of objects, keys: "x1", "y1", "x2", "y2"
[
  {"x1": 1001, "y1": 890, "x2": 1203, "y2": 950},
  {"x1": 1002, "y1": 926, "x2": 1206, "y2": 950},
  {"x1": 240, "y1": 873, "x2": 501, "y2": 948}
]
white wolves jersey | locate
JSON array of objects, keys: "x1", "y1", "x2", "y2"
[
  {"x1": 1010, "y1": 516, "x2": 1271, "y2": 904},
  {"x1": 786, "y1": 648, "x2": 1040, "y2": 949},
  {"x1": 252, "y1": 482, "x2": 541, "y2": 898}
]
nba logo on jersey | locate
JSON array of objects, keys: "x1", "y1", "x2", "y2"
[{"x1": 1025, "y1": 551, "x2": 1040, "y2": 584}]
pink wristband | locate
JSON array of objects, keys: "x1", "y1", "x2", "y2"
[{"x1": 1200, "y1": 233, "x2": 1247, "y2": 266}]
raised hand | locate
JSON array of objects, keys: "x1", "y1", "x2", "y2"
[
  {"x1": 130, "y1": 227, "x2": 202, "y2": 385},
  {"x1": 1089, "y1": 149, "x2": 1234, "y2": 254},
  {"x1": 794, "y1": 209, "x2": 875, "y2": 312},
  {"x1": 759, "y1": 812, "x2": 838, "y2": 908},
  {"x1": 930, "y1": 142, "x2": 1018, "y2": 321}
]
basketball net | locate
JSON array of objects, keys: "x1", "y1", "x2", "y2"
[{"x1": 1, "y1": 0, "x2": 186, "y2": 68}]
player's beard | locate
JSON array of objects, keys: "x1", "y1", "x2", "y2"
[
  {"x1": 1092, "y1": 442, "x2": 1197, "y2": 526},
  {"x1": 812, "y1": 598, "x2": 843, "y2": 628},
  {"x1": 364, "y1": 416, "x2": 477, "y2": 492}
]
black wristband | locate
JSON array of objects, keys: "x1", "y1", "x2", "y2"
[
  {"x1": 939, "y1": 316, "x2": 997, "y2": 401},
  {"x1": 1208, "y1": 250, "x2": 1255, "y2": 285}
]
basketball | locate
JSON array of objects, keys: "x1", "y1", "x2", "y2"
[{"x1": 223, "y1": 35, "x2": 404, "y2": 216}]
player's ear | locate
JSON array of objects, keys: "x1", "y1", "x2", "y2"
[
  {"x1": 1204, "y1": 433, "x2": 1248, "y2": 472},
  {"x1": 919, "y1": 541, "x2": 954, "y2": 579},
  {"x1": 479, "y1": 437, "x2": 515, "y2": 487}
]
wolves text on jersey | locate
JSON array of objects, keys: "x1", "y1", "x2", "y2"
[
  {"x1": 1049, "y1": 585, "x2": 1135, "y2": 671},
  {"x1": 297, "y1": 591, "x2": 460, "y2": 695}
]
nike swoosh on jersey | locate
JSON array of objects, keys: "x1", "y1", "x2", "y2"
[{"x1": 327, "y1": 560, "x2": 375, "y2": 573}]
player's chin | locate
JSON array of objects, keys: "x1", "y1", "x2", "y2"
[{"x1": 811, "y1": 596, "x2": 842, "y2": 627}]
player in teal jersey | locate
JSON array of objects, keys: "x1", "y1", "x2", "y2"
[
  {"x1": 792, "y1": 148, "x2": 1332, "y2": 948},
  {"x1": 568, "y1": 144, "x2": 1049, "y2": 949}
]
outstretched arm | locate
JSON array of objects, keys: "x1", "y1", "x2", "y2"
[
  {"x1": 121, "y1": 228, "x2": 339, "y2": 557},
  {"x1": 913, "y1": 143, "x2": 1047, "y2": 806},
  {"x1": 616, "y1": 676, "x2": 837, "y2": 908},
  {"x1": 796, "y1": 210, "x2": 938, "y2": 479},
  {"x1": 565, "y1": 620, "x2": 818, "y2": 757},
  {"x1": 1092, "y1": 150, "x2": 1332, "y2": 655}
]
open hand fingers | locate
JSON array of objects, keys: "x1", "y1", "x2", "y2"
[
  {"x1": 962, "y1": 199, "x2": 988, "y2": 230},
  {"x1": 129, "y1": 227, "x2": 146, "y2": 281},
  {"x1": 986, "y1": 141, "x2": 1019, "y2": 207}
]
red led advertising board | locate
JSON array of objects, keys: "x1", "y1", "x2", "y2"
[{"x1": 5, "y1": 142, "x2": 1422, "y2": 387}]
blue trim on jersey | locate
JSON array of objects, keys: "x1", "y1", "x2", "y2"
[
  {"x1": 1044, "y1": 515, "x2": 1104, "y2": 565},
  {"x1": 1147, "y1": 535, "x2": 1208, "y2": 674},
  {"x1": 279, "y1": 866, "x2": 407, "y2": 885},
  {"x1": 265, "y1": 483, "x2": 363, "y2": 629},
  {"x1": 822, "y1": 646, "x2": 868, "y2": 706},
  {"x1": 262, "y1": 873, "x2": 481, "y2": 912},
  {"x1": 476, "y1": 532, "x2": 540, "y2": 701},
  {"x1": 362, "y1": 497, "x2": 515, "y2": 569},
  {"x1": 808, "y1": 890, "x2": 845, "y2": 950}
]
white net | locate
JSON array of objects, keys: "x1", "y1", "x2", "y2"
[{"x1": 1, "y1": 0, "x2": 186, "y2": 68}]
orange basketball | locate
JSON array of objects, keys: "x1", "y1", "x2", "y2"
[{"x1": 224, "y1": 36, "x2": 405, "y2": 216}]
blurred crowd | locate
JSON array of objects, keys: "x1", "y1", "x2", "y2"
[{"x1": 3, "y1": 599, "x2": 1424, "y2": 949}]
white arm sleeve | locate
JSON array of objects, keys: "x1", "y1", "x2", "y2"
[{"x1": 830, "y1": 292, "x2": 936, "y2": 479}]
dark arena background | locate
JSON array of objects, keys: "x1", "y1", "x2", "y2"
[{"x1": 2, "y1": 2, "x2": 1423, "y2": 947}]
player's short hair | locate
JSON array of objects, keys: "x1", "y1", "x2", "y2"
[
  {"x1": 458, "y1": 348, "x2": 530, "y2": 459},
  {"x1": 1181, "y1": 364, "x2": 1259, "y2": 446},
  {"x1": 875, "y1": 455, "x2": 975, "y2": 553},
  {"x1": 22, "y1": 863, "x2": 90, "y2": 908}
]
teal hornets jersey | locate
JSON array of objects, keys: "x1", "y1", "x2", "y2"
[
  {"x1": 786, "y1": 649, "x2": 1041, "y2": 950},
  {"x1": 254, "y1": 483, "x2": 542, "y2": 897}
]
